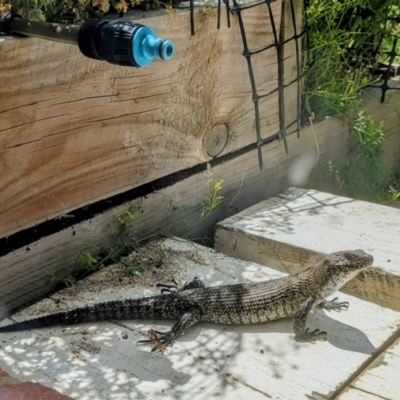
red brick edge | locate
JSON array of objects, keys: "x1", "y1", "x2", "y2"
[{"x1": 0, "y1": 367, "x2": 73, "y2": 400}]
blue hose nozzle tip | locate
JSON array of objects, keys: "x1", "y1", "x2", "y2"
[{"x1": 133, "y1": 26, "x2": 175, "y2": 67}]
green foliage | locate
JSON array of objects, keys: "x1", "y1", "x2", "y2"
[
  {"x1": 119, "y1": 256, "x2": 141, "y2": 276},
  {"x1": 45, "y1": 267, "x2": 76, "y2": 288},
  {"x1": 45, "y1": 237, "x2": 142, "y2": 290},
  {"x1": 127, "y1": 264, "x2": 141, "y2": 276},
  {"x1": 306, "y1": 1, "x2": 400, "y2": 204},
  {"x1": 304, "y1": 0, "x2": 398, "y2": 118},
  {"x1": 0, "y1": 0, "x2": 94, "y2": 22},
  {"x1": 328, "y1": 111, "x2": 394, "y2": 201},
  {"x1": 387, "y1": 184, "x2": 400, "y2": 201},
  {"x1": 352, "y1": 111, "x2": 385, "y2": 155},
  {"x1": 79, "y1": 251, "x2": 98, "y2": 269},
  {"x1": 45, "y1": 250, "x2": 103, "y2": 289},
  {"x1": 0, "y1": 0, "x2": 170, "y2": 22},
  {"x1": 200, "y1": 163, "x2": 224, "y2": 220},
  {"x1": 115, "y1": 203, "x2": 141, "y2": 233},
  {"x1": 77, "y1": 251, "x2": 99, "y2": 274},
  {"x1": 378, "y1": 4, "x2": 400, "y2": 64}
]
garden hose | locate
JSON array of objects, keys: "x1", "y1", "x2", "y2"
[{"x1": 0, "y1": 11, "x2": 175, "y2": 67}]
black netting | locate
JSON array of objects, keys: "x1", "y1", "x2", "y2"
[
  {"x1": 372, "y1": 30, "x2": 400, "y2": 103},
  {"x1": 190, "y1": 0, "x2": 307, "y2": 170},
  {"x1": 227, "y1": 0, "x2": 307, "y2": 170}
]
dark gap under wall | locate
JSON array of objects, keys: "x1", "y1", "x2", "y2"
[{"x1": 0, "y1": 137, "x2": 280, "y2": 257}]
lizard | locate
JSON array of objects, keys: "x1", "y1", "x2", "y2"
[{"x1": 0, "y1": 249, "x2": 373, "y2": 352}]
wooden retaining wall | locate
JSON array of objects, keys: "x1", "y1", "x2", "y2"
[{"x1": 0, "y1": 0, "x2": 303, "y2": 239}]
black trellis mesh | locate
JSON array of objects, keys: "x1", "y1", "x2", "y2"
[
  {"x1": 189, "y1": 0, "x2": 307, "y2": 171},
  {"x1": 228, "y1": 0, "x2": 306, "y2": 170},
  {"x1": 371, "y1": 17, "x2": 400, "y2": 103},
  {"x1": 187, "y1": 0, "x2": 400, "y2": 170}
]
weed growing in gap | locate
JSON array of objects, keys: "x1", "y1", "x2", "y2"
[
  {"x1": 200, "y1": 163, "x2": 224, "y2": 220},
  {"x1": 115, "y1": 203, "x2": 141, "y2": 233},
  {"x1": 45, "y1": 202, "x2": 144, "y2": 289},
  {"x1": 45, "y1": 267, "x2": 76, "y2": 288},
  {"x1": 122, "y1": 259, "x2": 142, "y2": 276}
]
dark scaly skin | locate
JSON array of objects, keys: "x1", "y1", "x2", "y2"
[{"x1": 0, "y1": 250, "x2": 373, "y2": 351}]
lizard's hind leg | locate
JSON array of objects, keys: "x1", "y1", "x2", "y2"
[{"x1": 137, "y1": 308, "x2": 202, "y2": 352}]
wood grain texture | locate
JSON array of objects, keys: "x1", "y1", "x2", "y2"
[
  {"x1": 279, "y1": 0, "x2": 302, "y2": 133},
  {"x1": 0, "y1": 2, "x2": 293, "y2": 239},
  {"x1": 0, "y1": 115, "x2": 349, "y2": 319}
]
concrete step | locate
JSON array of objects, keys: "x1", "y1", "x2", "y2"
[
  {"x1": 214, "y1": 187, "x2": 400, "y2": 312},
  {"x1": 1, "y1": 238, "x2": 399, "y2": 400},
  {"x1": 338, "y1": 337, "x2": 400, "y2": 400}
]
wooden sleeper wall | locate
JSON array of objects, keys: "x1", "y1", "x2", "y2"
[{"x1": 0, "y1": 3, "x2": 289, "y2": 239}]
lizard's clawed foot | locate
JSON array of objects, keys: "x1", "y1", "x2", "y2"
[
  {"x1": 156, "y1": 279, "x2": 179, "y2": 294},
  {"x1": 137, "y1": 329, "x2": 176, "y2": 353},
  {"x1": 295, "y1": 328, "x2": 327, "y2": 343},
  {"x1": 156, "y1": 277, "x2": 205, "y2": 294},
  {"x1": 321, "y1": 297, "x2": 349, "y2": 312}
]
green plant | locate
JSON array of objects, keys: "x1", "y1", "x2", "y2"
[
  {"x1": 352, "y1": 111, "x2": 385, "y2": 154},
  {"x1": 0, "y1": 0, "x2": 173, "y2": 22},
  {"x1": 328, "y1": 111, "x2": 393, "y2": 200},
  {"x1": 200, "y1": 163, "x2": 224, "y2": 220},
  {"x1": 45, "y1": 236, "x2": 144, "y2": 290},
  {"x1": 115, "y1": 203, "x2": 141, "y2": 233},
  {"x1": 46, "y1": 250, "x2": 102, "y2": 289},
  {"x1": 387, "y1": 184, "x2": 400, "y2": 201},
  {"x1": 378, "y1": 4, "x2": 400, "y2": 65},
  {"x1": 45, "y1": 267, "x2": 76, "y2": 288},
  {"x1": 79, "y1": 251, "x2": 98, "y2": 269},
  {"x1": 305, "y1": 1, "x2": 400, "y2": 203},
  {"x1": 0, "y1": 0, "x2": 96, "y2": 22},
  {"x1": 120, "y1": 256, "x2": 141, "y2": 276},
  {"x1": 304, "y1": 0, "x2": 397, "y2": 119},
  {"x1": 43, "y1": 201, "x2": 147, "y2": 291}
]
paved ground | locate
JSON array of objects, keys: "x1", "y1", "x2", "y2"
[{"x1": 0, "y1": 238, "x2": 399, "y2": 400}]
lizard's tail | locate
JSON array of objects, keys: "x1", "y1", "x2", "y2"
[{"x1": 0, "y1": 295, "x2": 177, "y2": 332}]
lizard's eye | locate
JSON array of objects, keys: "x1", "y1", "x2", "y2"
[{"x1": 344, "y1": 253, "x2": 358, "y2": 262}]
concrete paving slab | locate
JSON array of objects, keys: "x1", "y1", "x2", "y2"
[
  {"x1": 338, "y1": 337, "x2": 400, "y2": 400},
  {"x1": 338, "y1": 388, "x2": 385, "y2": 400},
  {"x1": 214, "y1": 187, "x2": 400, "y2": 311},
  {"x1": 0, "y1": 239, "x2": 399, "y2": 400}
]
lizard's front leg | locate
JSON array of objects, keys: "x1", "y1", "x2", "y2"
[
  {"x1": 294, "y1": 297, "x2": 327, "y2": 342},
  {"x1": 137, "y1": 308, "x2": 202, "y2": 352},
  {"x1": 320, "y1": 297, "x2": 349, "y2": 312}
]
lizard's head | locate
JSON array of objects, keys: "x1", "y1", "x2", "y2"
[
  {"x1": 316, "y1": 250, "x2": 374, "y2": 296},
  {"x1": 328, "y1": 249, "x2": 374, "y2": 274}
]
